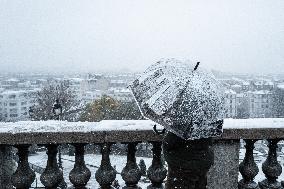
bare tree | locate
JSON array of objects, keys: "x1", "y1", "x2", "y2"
[{"x1": 30, "y1": 80, "x2": 82, "y2": 121}]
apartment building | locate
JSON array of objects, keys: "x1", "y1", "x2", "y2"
[
  {"x1": 0, "y1": 90, "x2": 38, "y2": 121},
  {"x1": 107, "y1": 88, "x2": 133, "y2": 102},
  {"x1": 81, "y1": 90, "x2": 103, "y2": 104},
  {"x1": 247, "y1": 90, "x2": 272, "y2": 118},
  {"x1": 224, "y1": 90, "x2": 237, "y2": 118}
]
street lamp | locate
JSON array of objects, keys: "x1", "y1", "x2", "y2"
[
  {"x1": 52, "y1": 99, "x2": 67, "y2": 189},
  {"x1": 28, "y1": 107, "x2": 34, "y2": 121},
  {"x1": 52, "y1": 99, "x2": 62, "y2": 120}
]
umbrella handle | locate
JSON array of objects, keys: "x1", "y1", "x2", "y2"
[{"x1": 153, "y1": 125, "x2": 166, "y2": 135}]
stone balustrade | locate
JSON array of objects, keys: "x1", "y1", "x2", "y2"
[{"x1": 0, "y1": 118, "x2": 284, "y2": 188}]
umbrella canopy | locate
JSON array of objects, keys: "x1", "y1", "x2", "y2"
[{"x1": 130, "y1": 59, "x2": 225, "y2": 140}]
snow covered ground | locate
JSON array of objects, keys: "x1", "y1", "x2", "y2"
[{"x1": 28, "y1": 141, "x2": 284, "y2": 188}]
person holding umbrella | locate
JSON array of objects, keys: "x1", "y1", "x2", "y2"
[{"x1": 130, "y1": 59, "x2": 225, "y2": 189}]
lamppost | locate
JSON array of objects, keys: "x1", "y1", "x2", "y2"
[
  {"x1": 28, "y1": 107, "x2": 34, "y2": 121},
  {"x1": 52, "y1": 99, "x2": 67, "y2": 189},
  {"x1": 53, "y1": 99, "x2": 62, "y2": 121}
]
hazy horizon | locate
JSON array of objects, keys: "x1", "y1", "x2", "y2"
[{"x1": 0, "y1": 0, "x2": 283, "y2": 74}]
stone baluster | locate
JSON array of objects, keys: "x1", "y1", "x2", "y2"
[
  {"x1": 147, "y1": 142, "x2": 167, "y2": 189},
  {"x1": 69, "y1": 144, "x2": 91, "y2": 188},
  {"x1": 95, "y1": 143, "x2": 117, "y2": 189},
  {"x1": 121, "y1": 143, "x2": 142, "y2": 189},
  {"x1": 238, "y1": 139, "x2": 259, "y2": 189},
  {"x1": 259, "y1": 139, "x2": 283, "y2": 189},
  {"x1": 0, "y1": 145, "x2": 16, "y2": 188},
  {"x1": 12, "y1": 145, "x2": 35, "y2": 189},
  {"x1": 40, "y1": 144, "x2": 63, "y2": 189}
]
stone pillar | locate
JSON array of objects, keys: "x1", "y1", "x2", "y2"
[
  {"x1": 0, "y1": 145, "x2": 16, "y2": 189},
  {"x1": 163, "y1": 132, "x2": 214, "y2": 189},
  {"x1": 208, "y1": 139, "x2": 240, "y2": 189}
]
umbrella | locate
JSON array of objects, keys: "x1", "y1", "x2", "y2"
[{"x1": 130, "y1": 58, "x2": 225, "y2": 140}]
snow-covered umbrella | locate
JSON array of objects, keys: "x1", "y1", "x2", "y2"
[{"x1": 130, "y1": 59, "x2": 225, "y2": 140}]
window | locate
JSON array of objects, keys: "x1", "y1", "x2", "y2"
[
  {"x1": 9, "y1": 102, "x2": 17, "y2": 106},
  {"x1": 9, "y1": 95, "x2": 16, "y2": 99},
  {"x1": 19, "y1": 93, "x2": 27, "y2": 98},
  {"x1": 21, "y1": 101, "x2": 27, "y2": 105},
  {"x1": 10, "y1": 108, "x2": 17, "y2": 113}
]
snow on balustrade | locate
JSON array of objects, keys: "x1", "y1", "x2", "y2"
[
  {"x1": 0, "y1": 120, "x2": 163, "y2": 133},
  {"x1": 0, "y1": 118, "x2": 284, "y2": 134},
  {"x1": 224, "y1": 118, "x2": 284, "y2": 129}
]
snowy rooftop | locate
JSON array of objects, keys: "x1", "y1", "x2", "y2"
[
  {"x1": 246, "y1": 90, "x2": 272, "y2": 95},
  {"x1": 108, "y1": 87, "x2": 131, "y2": 93},
  {"x1": 277, "y1": 83, "x2": 284, "y2": 89},
  {"x1": 231, "y1": 84, "x2": 242, "y2": 88},
  {"x1": 243, "y1": 81, "x2": 250, "y2": 85},
  {"x1": 0, "y1": 118, "x2": 284, "y2": 144},
  {"x1": 5, "y1": 78, "x2": 20, "y2": 82},
  {"x1": 236, "y1": 93, "x2": 244, "y2": 98},
  {"x1": 225, "y1": 89, "x2": 237, "y2": 94}
]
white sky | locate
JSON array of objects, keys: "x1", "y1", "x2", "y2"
[{"x1": 0, "y1": 0, "x2": 283, "y2": 74}]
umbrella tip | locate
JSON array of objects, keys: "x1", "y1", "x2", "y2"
[{"x1": 194, "y1": 62, "x2": 200, "y2": 71}]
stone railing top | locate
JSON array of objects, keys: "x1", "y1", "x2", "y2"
[{"x1": 0, "y1": 118, "x2": 284, "y2": 144}]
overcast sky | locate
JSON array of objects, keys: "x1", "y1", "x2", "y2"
[{"x1": 0, "y1": 0, "x2": 283, "y2": 74}]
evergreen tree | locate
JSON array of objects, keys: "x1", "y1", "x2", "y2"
[{"x1": 80, "y1": 96, "x2": 143, "y2": 121}]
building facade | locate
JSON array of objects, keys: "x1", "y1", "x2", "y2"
[
  {"x1": 0, "y1": 90, "x2": 38, "y2": 121},
  {"x1": 224, "y1": 90, "x2": 237, "y2": 118},
  {"x1": 247, "y1": 90, "x2": 272, "y2": 118}
]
